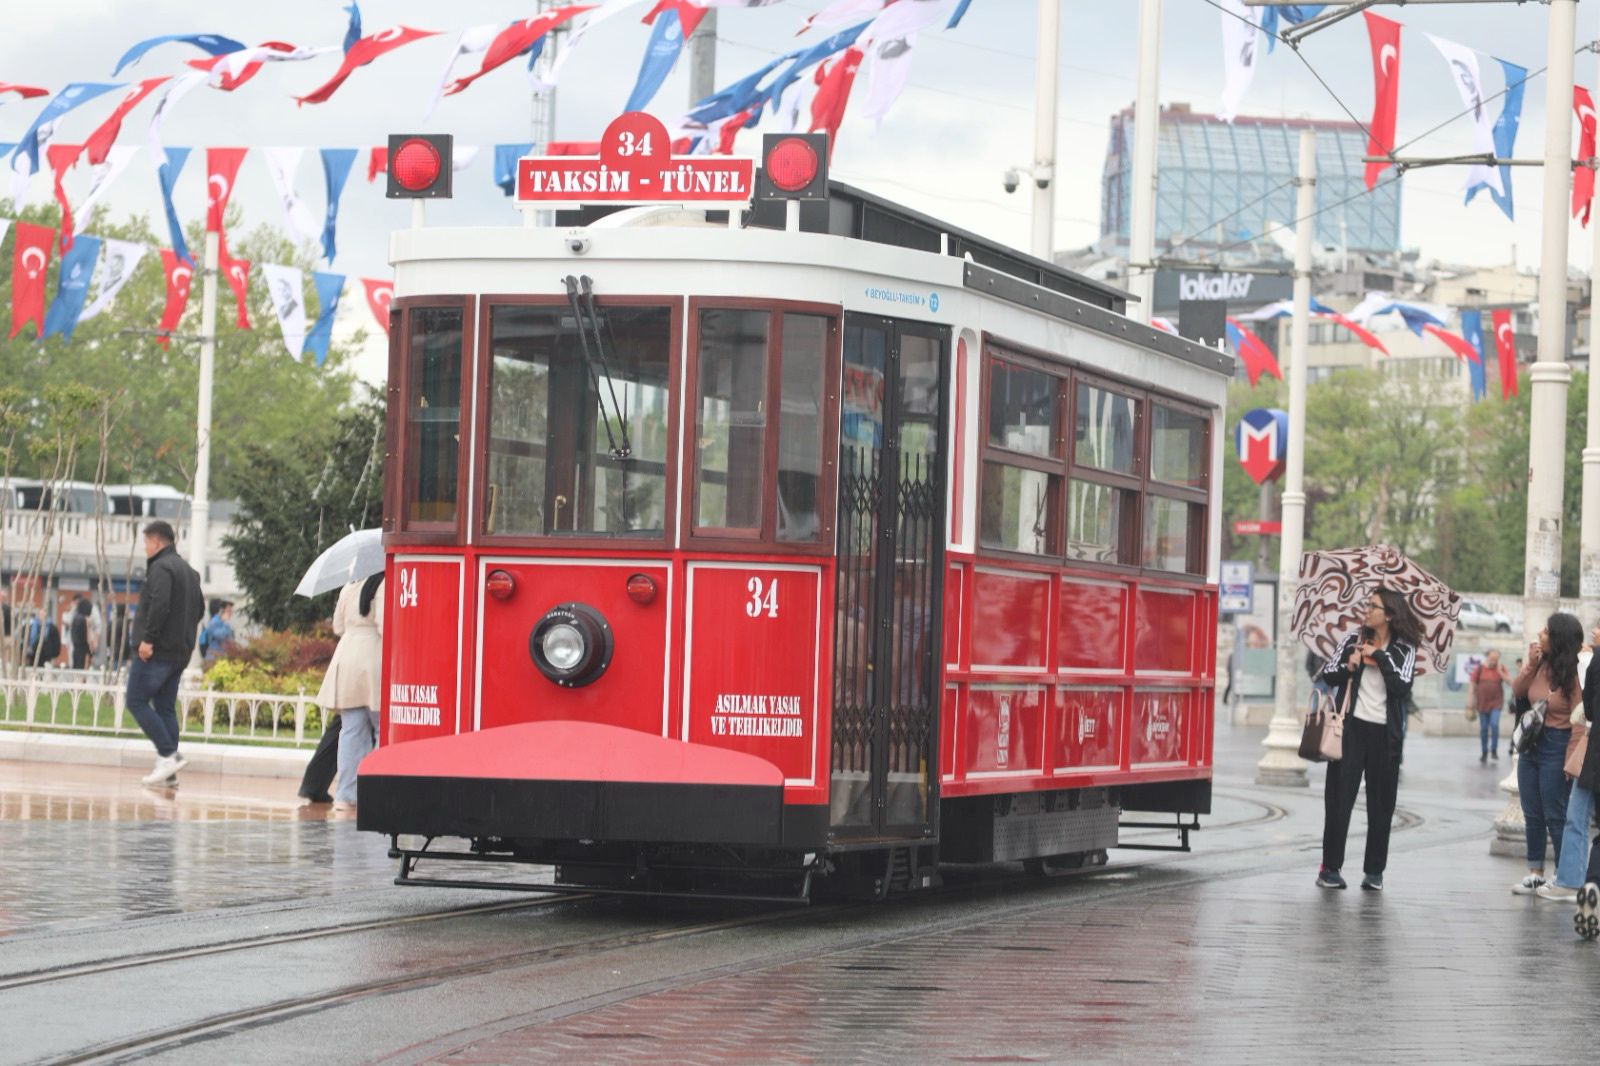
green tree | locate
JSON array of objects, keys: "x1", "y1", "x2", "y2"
[{"x1": 223, "y1": 391, "x2": 385, "y2": 632}]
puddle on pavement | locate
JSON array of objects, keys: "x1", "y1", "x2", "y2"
[{"x1": 0, "y1": 761, "x2": 349, "y2": 823}]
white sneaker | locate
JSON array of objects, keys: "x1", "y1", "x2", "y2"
[
  {"x1": 1536, "y1": 883, "x2": 1578, "y2": 902},
  {"x1": 141, "y1": 755, "x2": 177, "y2": 785},
  {"x1": 170, "y1": 753, "x2": 189, "y2": 774},
  {"x1": 1512, "y1": 873, "x2": 1546, "y2": 895}
]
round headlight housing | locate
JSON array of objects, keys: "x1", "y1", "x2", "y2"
[{"x1": 528, "y1": 603, "x2": 613, "y2": 687}]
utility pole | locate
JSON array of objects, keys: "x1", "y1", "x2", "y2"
[
  {"x1": 1127, "y1": 0, "x2": 1161, "y2": 323},
  {"x1": 1523, "y1": 0, "x2": 1578, "y2": 637},
  {"x1": 190, "y1": 229, "x2": 218, "y2": 589},
  {"x1": 689, "y1": 11, "x2": 718, "y2": 104},
  {"x1": 1257, "y1": 128, "x2": 1315, "y2": 789},
  {"x1": 1031, "y1": 0, "x2": 1060, "y2": 260},
  {"x1": 1580, "y1": 43, "x2": 1600, "y2": 624}
]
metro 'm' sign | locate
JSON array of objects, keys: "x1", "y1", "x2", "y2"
[{"x1": 517, "y1": 111, "x2": 754, "y2": 206}]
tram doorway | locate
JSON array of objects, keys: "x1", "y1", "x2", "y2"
[{"x1": 829, "y1": 314, "x2": 948, "y2": 840}]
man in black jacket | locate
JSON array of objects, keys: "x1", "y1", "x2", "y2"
[{"x1": 128, "y1": 521, "x2": 205, "y2": 786}]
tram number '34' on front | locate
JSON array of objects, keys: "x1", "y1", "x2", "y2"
[
  {"x1": 745, "y1": 577, "x2": 779, "y2": 619},
  {"x1": 398, "y1": 567, "x2": 420, "y2": 609}
]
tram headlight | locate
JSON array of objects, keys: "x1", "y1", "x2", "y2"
[{"x1": 528, "y1": 603, "x2": 613, "y2": 688}]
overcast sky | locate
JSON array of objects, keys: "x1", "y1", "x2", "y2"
[{"x1": 3, "y1": 0, "x2": 1596, "y2": 293}]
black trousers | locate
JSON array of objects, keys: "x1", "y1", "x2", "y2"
[
  {"x1": 1322, "y1": 717, "x2": 1401, "y2": 876},
  {"x1": 298, "y1": 713, "x2": 341, "y2": 802},
  {"x1": 1589, "y1": 793, "x2": 1600, "y2": 886}
]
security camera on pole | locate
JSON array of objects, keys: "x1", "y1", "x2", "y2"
[{"x1": 1256, "y1": 128, "x2": 1316, "y2": 789}]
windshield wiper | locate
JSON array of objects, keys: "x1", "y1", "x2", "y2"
[{"x1": 562, "y1": 274, "x2": 632, "y2": 461}]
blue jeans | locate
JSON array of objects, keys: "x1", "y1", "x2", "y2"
[
  {"x1": 126, "y1": 657, "x2": 185, "y2": 758},
  {"x1": 334, "y1": 708, "x2": 375, "y2": 804},
  {"x1": 1555, "y1": 783, "x2": 1595, "y2": 888},
  {"x1": 1478, "y1": 709, "x2": 1501, "y2": 756},
  {"x1": 1518, "y1": 726, "x2": 1573, "y2": 866}
]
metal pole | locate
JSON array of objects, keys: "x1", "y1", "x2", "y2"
[
  {"x1": 191, "y1": 229, "x2": 218, "y2": 588},
  {"x1": 1522, "y1": 0, "x2": 1578, "y2": 639},
  {"x1": 689, "y1": 10, "x2": 718, "y2": 104},
  {"x1": 1127, "y1": 0, "x2": 1161, "y2": 324},
  {"x1": 1031, "y1": 0, "x2": 1060, "y2": 260},
  {"x1": 1580, "y1": 44, "x2": 1600, "y2": 625},
  {"x1": 1257, "y1": 128, "x2": 1315, "y2": 789}
]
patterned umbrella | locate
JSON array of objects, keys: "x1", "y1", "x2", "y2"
[{"x1": 1291, "y1": 545, "x2": 1461, "y2": 674}]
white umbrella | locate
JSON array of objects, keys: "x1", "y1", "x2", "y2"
[{"x1": 294, "y1": 529, "x2": 385, "y2": 598}]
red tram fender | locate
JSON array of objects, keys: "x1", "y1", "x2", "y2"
[{"x1": 357, "y1": 721, "x2": 794, "y2": 846}]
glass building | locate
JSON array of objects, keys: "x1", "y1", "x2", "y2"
[{"x1": 1101, "y1": 104, "x2": 1402, "y2": 255}]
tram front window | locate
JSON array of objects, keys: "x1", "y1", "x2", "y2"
[
  {"x1": 406, "y1": 306, "x2": 464, "y2": 526},
  {"x1": 484, "y1": 304, "x2": 672, "y2": 537}
]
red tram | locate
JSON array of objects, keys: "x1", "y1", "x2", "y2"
[{"x1": 358, "y1": 129, "x2": 1234, "y2": 901}]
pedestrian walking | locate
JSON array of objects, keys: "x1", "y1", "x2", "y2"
[
  {"x1": 1573, "y1": 672, "x2": 1600, "y2": 938},
  {"x1": 316, "y1": 573, "x2": 384, "y2": 810},
  {"x1": 68, "y1": 596, "x2": 93, "y2": 669},
  {"x1": 1469, "y1": 649, "x2": 1508, "y2": 764},
  {"x1": 1510, "y1": 613, "x2": 1582, "y2": 896},
  {"x1": 127, "y1": 521, "x2": 205, "y2": 787},
  {"x1": 1540, "y1": 625, "x2": 1598, "y2": 904},
  {"x1": 1315, "y1": 587, "x2": 1421, "y2": 892},
  {"x1": 198, "y1": 600, "x2": 235, "y2": 662},
  {"x1": 296, "y1": 712, "x2": 343, "y2": 805}
]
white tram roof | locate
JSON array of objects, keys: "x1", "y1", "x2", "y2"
[{"x1": 391, "y1": 182, "x2": 1235, "y2": 407}]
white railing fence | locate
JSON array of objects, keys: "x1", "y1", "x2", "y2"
[{"x1": 1, "y1": 670, "x2": 325, "y2": 748}]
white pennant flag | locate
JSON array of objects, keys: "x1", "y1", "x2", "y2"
[
  {"x1": 75, "y1": 145, "x2": 140, "y2": 222},
  {"x1": 0, "y1": 220, "x2": 9, "y2": 253},
  {"x1": 147, "y1": 70, "x2": 205, "y2": 170},
  {"x1": 859, "y1": 0, "x2": 956, "y2": 129},
  {"x1": 774, "y1": 67, "x2": 823, "y2": 133},
  {"x1": 863, "y1": 0, "x2": 956, "y2": 41},
  {"x1": 427, "y1": 24, "x2": 499, "y2": 118},
  {"x1": 77, "y1": 239, "x2": 147, "y2": 322},
  {"x1": 453, "y1": 144, "x2": 482, "y2": 172},
  {"x1": 801, "y1": 0, "x2": 889, "y2": 34},
  {"x1": 1426, "y1": 34, "x2": 1502, "y2": 195},
  {"x1": 1217, "y1": 0, "x2": 1261, "y2": 122},
  {"x1": 208, "y1": 43, "x2": 335, "y2": 87},
  {"x1": 542, "y1": 0, "x2": 656, "y2": 91},
  {"x1": 261, "y1": 263, "x2": 307, "y2": 359},
  {"x1": 10, "y1": 119, "x2": 54, "y2": 205},
  {"x1": 262, "y1": 148, "x2": 321, "y2": 247}
]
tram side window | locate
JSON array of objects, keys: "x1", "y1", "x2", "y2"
[
  {"x1": 695, "y1": 309, "x2": 769, "y2": 532},
  {"x1": 484, "y1": 304, "x2": 672, "y2": 537},
  {"x1": 777, "y1": 315, "x2": 828, "y2": 541},
  {"x1": 406, "y1": 307, "x2": 464, "y2": 527},
  {"x1": 980, "y1": 360, "x2": 1061, "y2": 556},
  {"x1": 1143, "y1": 402, "x2": 1209, "y2": 574}
]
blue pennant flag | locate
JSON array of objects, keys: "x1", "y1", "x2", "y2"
[
  {"x1": 1367, "y1": 301, "x2": 1448, "y2": 336},
  {"x1": 302, "y1": 271, "x2": 346, "y2": 368},
  {"x1": 342, "y1": 3, "x2": 363, "y2": 54},
  {"x1": 761, "y1": 21, "x2": 871, "y2": 119},
  {"x1": 1460, "y1": 309, "x2": 1487, "y2": 401},
  {"x1": 494, "y1": 143, "x2": 533, "y2": 197},
  {"x1": 685, "y1": 23, "x2": 871, "y2": 130},
  {"x1": 1466, "y1": 60, "x2": 1527, "y2": 221},
  {"x1": 155, "y1": 146, "x2": 192, "y2": 265},
  {"x1": 947, "y1": 0, "x2": 975, "y2": 29},
  {"x1": 1260, "y1": 5, "x2": 1327, "y2": 51},
  {"x1": 626, "y1": 9, "x2": 688, "y2": 113},
  {"x1": 41, "y1": 235, "x2": 102, "y2": 342},
  {"x1": 112, "y1": 33, "x2": 244, "y2": 76},
  {"x1": 319, "y1": 148, "x2": 358, "y2": 263},
  {"x1": 9, "y1": 83, "x2": 123, "y2": 180}
]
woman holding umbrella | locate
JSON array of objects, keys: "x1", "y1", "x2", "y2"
[
  {"x1": 316, "y1": 573, "x2": 385, "y2": 810},
  {"x1": 1315, "y1": 588, "x2": 1422, "y2": 891}
]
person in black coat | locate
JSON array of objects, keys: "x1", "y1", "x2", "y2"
[
  {"x1": 69, "y1": 597, "x2": 92, "y2": 669},
  {"x1": 127, "y1": 521, "x2": 205, "y2": 786},
  {"x1": 1574, "y1": 650, "x2": 1600, "y2": 938}
]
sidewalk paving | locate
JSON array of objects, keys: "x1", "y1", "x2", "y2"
[{"x1": 0, "y1": 729, "x2": 312, "y2": 779}]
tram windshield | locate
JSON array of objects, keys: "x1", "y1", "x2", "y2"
[{"x1": 484, "y1": 304, "x2": 672, "y2": 537}]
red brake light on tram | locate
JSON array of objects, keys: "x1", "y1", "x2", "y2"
[
  {"x1": 758, "y1": 133, "x2": 829, "y2": 202},
  {"x1": 486, "y1": 569, "x2": 516, "y2": 601},
  {"x1": 625, "y1": 573, "x2": 657, "y2": 605},
  {"x1": 386, "y1": 134, "x2": 453, "y2": 199}
]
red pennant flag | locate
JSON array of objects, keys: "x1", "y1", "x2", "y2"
[
  {"x1": 367, "y1": 146, "x2": 388, "y2": 182},
  {"x1": 1225, "y1": 317, "x2": 1283, "y2": 387},
  {"x1": 190, "y1": 41, "x2": 302, "y2": 92},
  {"x1": 0, "y1": 83, "x2": 49, "y2": 100},
  {"x1": 1574, "y1": 87, "x2": 1597, "y2": 225},
  {"x1": 1314, "y1": 310, "x2": 1390, "y2": 356},
  {"x1": 445, "y1": 7, "x2": 593, "y2": 96},
  {"x1": 643, "y1": 0, "x2": 710, "y2": 40},
  {"x1": 8, "y1": 222, "x2": 55, "y2": 339},
  {"x1": 715, "y1": 108, "x2": 755, "y2": 155},
  {"x1": 156, "y1": 249, "x2": 195, "y2": 349},
  {"x1": 46, "y1": 143, "x2": 84, "y2": 251},
  {"x1": 361, "y1": 277, "x2": 394, "y2": 335},
  {"x1": 83, "y1": 76, "x2": 169, "y2": 166},
  {"x1": 297, "y1": 26, "x2": 441, "y2": 105},
  {"x1": 220, "y1": 252, "x2": 252, "y2": 330},
  {"x1": 205, "y1": 147, "x2": 248, "y2": 234},
  {"x1": 1362, "y1": 12, "x2": 1401, "y2": 191},
  {"x1": 810, "y1": 47, "x2": 864, "y2": 161},
  {"x1": 1422, "y1": 323, "x2": 1481, "y2": 364},
  {"x1": 1490, "y1": 308, "x2": 1517, "y2": 398}
]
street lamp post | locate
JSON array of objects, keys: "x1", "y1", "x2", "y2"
[
  {"x1": 1030, "y1": 0, "x2": 1060, "y2": 260},
  {"x1": 1126, "y1": 0, "x2": 1161, "y2": 325}
]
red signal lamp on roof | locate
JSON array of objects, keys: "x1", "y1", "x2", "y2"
[
  {"x1": 386, "y1": 133, "x2": 453, "y2": 199},
  {"x1": 758, "y1": 133, "x2": 828, "y2": 202}
]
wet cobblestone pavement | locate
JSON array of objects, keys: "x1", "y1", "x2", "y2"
[{"x1": 1, "y1": 726, "x2": 1593, "y2": 1065}]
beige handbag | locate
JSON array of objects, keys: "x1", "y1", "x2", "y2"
[{"x1": 1298, "y1": 686, "x2": 1349, "y2": 763}]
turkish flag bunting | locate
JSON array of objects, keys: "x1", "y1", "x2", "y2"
[
  {"x1": 643, "y1": 0, "x2": 710, "y2": 40},
  {"x1": 1362, "y1": 13, "x2": 1401, "y2": 191},
  {"x1": 1574, "y1": 87, "x2": 1596, "y2": 225},
  {"x1": 1422, "y1": 324, "x2": 1482, "y2": 364},
  {"x1": 8, "y1": 222, "x2": 56, "y2": 339},
  {"x1": 1225, "y1": 317, "x2": 1283, "y2": 387},
  {"x1": 1490, "y1": 308, "x2": 1517, "y2": 398},
  {"x1": 297, "y1": 26, "x2": 440, "y2": 105},
  {"x1": 205, "y1": 147, "x2": 248, "y2": 234},
  {"x1": 444, "y1": 7, "x2": 592, "y2": 96},
  {"x1": 83, "y1": 76, "x2": 168, "y2": 166},
  {"x1": 361, "y1": 277, "x2": 393, "y2": 335},
  {"x1": 0, "y1": 83, "x2": 49, "y2": 100},
  {"x1": 46, "y1": 143, "x2": 84, "y2": 251},
  {"x1": 367, "y1": 146, "x2": 388, "y2": 182},
  {"x1": 220, "y1": 252, "x2": 252, "y2": 330},
  {"x1": 1315, "y1": 310, "x2": 1389, "y2": 356},
  {"x1": 810, "y1": 47, "x2": 864, "y2": 161},
  {"x1": 156, "y1": 248, "x2": 195, "y2": 349}
]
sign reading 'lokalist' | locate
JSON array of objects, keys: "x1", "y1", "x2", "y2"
[{"x1": 516, "y1": 111, "x2": 754, "y2": 206}]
